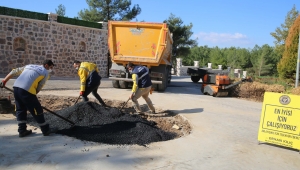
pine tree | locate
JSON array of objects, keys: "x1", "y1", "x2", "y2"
[{"x1": 78, "y1": 0, "x2": 141, "y2": 22}]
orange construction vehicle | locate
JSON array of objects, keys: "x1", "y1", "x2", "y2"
[{"x1": 187, "y1": 68, "x2": 251, "y2": 97}]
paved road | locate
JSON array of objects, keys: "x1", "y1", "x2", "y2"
[{"x1": 0, "y1": 76, "x2": 300, "y2": 170}]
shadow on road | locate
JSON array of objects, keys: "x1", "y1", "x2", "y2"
[
  {"x1": 168, "y1": 108, "x2": 204, "y2": 114},
  {"x1": 259, "y1": 142, "x2": 300, "y2": 152},
  {"x1": 153, "y1": 77, "x2": 204, "y2": 95}
]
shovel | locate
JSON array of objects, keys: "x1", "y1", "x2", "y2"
[
  {"x1": 113, "y1": 97, "x2": 130, "y2": 117},
  {"x1": 74, "y1": 95, "x2": 81, "y2": 105},
  {"x1": 120, "y1": 98, "x2": 130, "y2": 110},
  {"x1": 4, "y1": 86, "x2": 75, "y2": 127}
]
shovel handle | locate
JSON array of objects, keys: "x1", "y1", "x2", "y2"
[
  {"x1": 74, "y1": 95, "x2": 81, "y2": 105},
  {"x1": 42, "y1": 106, "x2": 75, "y2": 125},
  {"x1": 4, "y1": 86, "x2": 13, "y2": 93},
  {"x1": 120, "y1": 98, "x2": 130, "y2": 110},
  {"x1": 4, "y1": 86, "x2": 75, "y2": 125}
]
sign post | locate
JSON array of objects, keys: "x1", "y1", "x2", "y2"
[
  {"x1": 258, "y1": 92, "x2": 300, "y2": 150},
  {"x1": 295, "y1": 33, "x2": 300, "y2": 88}
]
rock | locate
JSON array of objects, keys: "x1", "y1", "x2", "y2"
[{"x1": 172, "y1": 124, "x2": 180, "y2": 130}]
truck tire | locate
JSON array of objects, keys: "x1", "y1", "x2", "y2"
[
  {"x1": 158, "y1": 69, "x2": 168, "y2": 91},
  {"x1": 119, "y1": 81, "x2": 128, "y2": 89},
  {"x1": 191, "y1": 76, "x2": 201, "y2": 83},
  {"x1": 167, "y1": 67, "x2": 171, "y2": 84},
  {"x1": 157, "y1": 81, "x2": 166, "y2": 91},
  {"x1": 112, "y1": 80, "x2": 120, "y2": 88}
]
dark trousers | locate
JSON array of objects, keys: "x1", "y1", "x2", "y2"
[
  {"x1": 13, "y1": 87, "x2": 49, "y2": 133},
  {"x1": 82, "y1": 81, "x2": 106, "y2": 106}
]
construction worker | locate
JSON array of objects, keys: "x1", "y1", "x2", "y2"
[
  {"x1": 127, "y1": 62, "x2": 155, "y2": 114},
  {"x1": 0, "y1": 60, "x2": 58, "y2": 137},
  {"x1": 73, "y1": 60, "x2": 106, "y2": 106}
]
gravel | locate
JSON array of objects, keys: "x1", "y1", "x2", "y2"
[{"x1": 27, "y1": 101, "x2": 176, "y2": 145}]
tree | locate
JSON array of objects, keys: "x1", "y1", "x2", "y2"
[
  {"x1": 209, "y1": 47, "x2": 226, "y2": 68},
  {"x1": 270, "y1": 5, "x2": 299, "y2": 58},
  {"x1": 55, "y1": 4, "x2": 66, "y2": 17},
  {"x1": 78, "y1": 0, "x2": 141, "y2": 22},
  {"x1": 163, "y1": 13, "x2": 197, "y2": 59},
  {"x1": 183, "y1": 46, "x2": 210, "y2": 66},
  {"x1": 223, "y1": 47, "x2": 251, "y2": 69},
  {"x1": 250, "y1": 44, "x2": 277, "y2": 76},
  {"x1": 277, "y1": 15, "x2": 300, "y2": 80}
]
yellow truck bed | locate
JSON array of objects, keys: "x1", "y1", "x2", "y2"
[
  {"x1": 108, "y1": 21, "x2": 173, "y2": 68},
  {"x1": 108, "y1": 21, "x2": 173, "y2": 91}
]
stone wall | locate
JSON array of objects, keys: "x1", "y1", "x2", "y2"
[{"x1": 0, "y1": 13, "x2": 108, "y2": 78}]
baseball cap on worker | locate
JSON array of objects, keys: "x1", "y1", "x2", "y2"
[{"x1": 43, "y1": 59, "x2": 55, "y2": 66}]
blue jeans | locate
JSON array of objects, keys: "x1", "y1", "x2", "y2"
[{"x1": 82, "y1": 81, "x2": 106, "y2": 106}]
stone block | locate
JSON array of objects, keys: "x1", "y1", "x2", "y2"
[{"x1": 0, "y1": 39, "x2": 5, "y2": 44}]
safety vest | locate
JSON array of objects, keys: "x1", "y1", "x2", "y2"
[
  {"x1": 132, "y1": 66, "x2": 152, "y2": 88},
  {"x1": 77, "y1": 62, "x2": 101, "y2": 91}
]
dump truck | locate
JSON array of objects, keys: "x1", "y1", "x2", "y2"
[
  {"x1": 108, "y1": 21, "x2": 173, "y2": 91},
  {"x1": 187, "y1": 67, "x2": 252, "y2": 97}
]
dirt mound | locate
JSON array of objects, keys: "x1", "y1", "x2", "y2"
[
  {"x1": 291, "y1": 87, "x2": 300, "y2": 95},
  {"x1": 22, "y1": 95, "x2": 192, "y2": 146},
  {"x1": 230, "y1": 82, "x2": 285, "y2": 102}
]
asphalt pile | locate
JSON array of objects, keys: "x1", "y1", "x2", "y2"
[{"x1": 27, "y1": 101, "x2": 176, "y2": 145}]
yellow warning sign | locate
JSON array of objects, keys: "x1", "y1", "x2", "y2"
[{"x1": 258, "y1": 92, "x2": 300, "y2": 150}]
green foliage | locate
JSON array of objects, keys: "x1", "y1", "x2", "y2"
[
  {"x1": 57, "y1": 16, "x2": 102, "y2": 29},
  {"x1": 164, "y1": 13, "x2": 197, "y2": 58},
  {"x1": 277, "y1": 15, "x2": 300, "y2": 79},
  {"x1": 55, "y1": 4, "x2": 66, "y2": 17},
  {"x1": 223, "y1": 47, "x2": 252, "y2": 69},
  {"x1": 270, "y1": 5, "x2": 299, "y2": 59},
  {"x1": 78, "y1": 0, "x2": 141, "y2": 22},
  {"x1": 250, "y1": 44, "x2": 278, "y2": 76},
  {"x1": 182, "y1": 46, "x2": 210, "y2": 66},
  {"x1": 0, "y1": 6, "x2": 48, "y2": 21},
  {"x1": 209, "y1": 47, "x2": 227, "y2": 68}
]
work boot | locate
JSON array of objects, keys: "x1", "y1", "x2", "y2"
[
  {"x1": 43, "y1": 127, "x2": 58, "y2": 136},
  {"x1": 19, "y1": 129, "x2": 32, "y2": 138}
]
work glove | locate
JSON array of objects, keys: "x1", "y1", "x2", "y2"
[
  {"x1": 80, "y1": 91, "x2": 84, "y2": 96},
  {"x1": 0, "y1": 80, "x2": 6, "y2": 88}
]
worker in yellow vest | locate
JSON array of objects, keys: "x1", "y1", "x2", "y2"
[{"x1": 73, "y1": 60, "x2": 106, "y2": 106}]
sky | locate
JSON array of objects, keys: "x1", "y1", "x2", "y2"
[{"x1": 1, "y1": 0, "x2": 299, "y2": 49}]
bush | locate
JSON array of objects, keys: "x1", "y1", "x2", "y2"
[
  {"x1": 57, "y1": 16, "x2": 102, "y2": 29},
  {"x1": 0, "y1": 6, "x2": 48, "y2": 21}
]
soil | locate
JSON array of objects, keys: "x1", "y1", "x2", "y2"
[
  {"x1": 0, "y1": 93, "x2": 192, "y2": 145},
  {"x1": 229, "y1": 82, "x2": 286, "y2": 102}
]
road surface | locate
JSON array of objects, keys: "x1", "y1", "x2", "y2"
[{"x1": 0, "y1": 76, "x2": 299, "y2": 170}]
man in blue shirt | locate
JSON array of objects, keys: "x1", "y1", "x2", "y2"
[{"x1": 127, "y1": 62, "x2": 155, "y2": 114}]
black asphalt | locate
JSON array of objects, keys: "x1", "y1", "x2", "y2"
[{"x1": 27, "y1": 101, "x2": 176, "y2": 146}]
